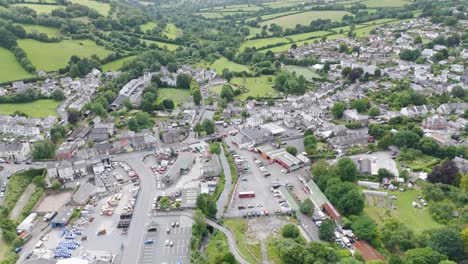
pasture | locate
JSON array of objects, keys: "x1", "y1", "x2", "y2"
[
  {"x1": 283, "y1": 65, "x2": 321, "y2": 80},
  {"x1": 102, "y1": 56, "x2": 136, "y2": 72},
  {"x1": 164, "y1": 23, "x2": 180, "y2": 39},
  {"x1": 260, "y1": 11, "x2": 351, "y2": 28},
  {"x1": 68, "y1": 0, "x2": 110, "y2": 16},
  {"x1": 18, "y1": 39, "x2": 112, "y2": 71},
  {"x1": 210, "y1": 57, "x2": 251, "y2": 73},
  {"x1": 240, "y1": 37, "x2": 289, "y2": 50},
  {"x1": 361, "y1": 0, "x2": 410, "y2": 8},
  {"x1": 286, "y1": 30, "x2": 331, "y2": 42},
  {"x1": 157, "y1": 88, "x2": 191, "y2": 108},
  {"x1": 201, "y1": 4, "x2": 261, "y2": 12},
  {"x1": 142, "y1": 39, "x2": 179, "y2": 51},
  {"x1": 196, "y1": 12, "x2": 224, "y2": 19},
  {"x1": 0, "y1": 48, "x2": 34, "y2": 83},
  {"x1": 140, "y1": 22, "x2": 157, "y2": 32},
  {"x1": 21, "y1": 24, "x2": 61, "y2": 37},
  {"x1": 230, "y1": 75, "x2": 277, "y2": 99},
  {"x1": 0, "y1": 99, "x2": 60, "y2": 118},
  {"x1": 12, "y1": 3, "x2": 62, "y2": 14}
]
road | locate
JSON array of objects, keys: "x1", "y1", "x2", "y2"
[
  {"x1": 216, "y1": 147, "x2": 233, "y2": 219},
  {"x1": 296, "y1": 211, "x2": 320, "y2": 241},
  {"x1": 0, "y1": 163, "x2": 43, "y2": 206}
]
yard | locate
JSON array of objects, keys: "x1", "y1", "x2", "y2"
[
  {"x1": 156, "y1": 88, "x2": 191, "y2": 108},
  {"x1": 0, "y1": 99, "x2": 60, "y2": 117},
  {"x1": 18, "y1": 39, "x2": 112, "y2": 71},
  {"x1": 0, "y1": 47, "x2": 34, "y2": 83},
  {"x1": 142, "y1": 39, "x2": 179, "y2": 51},
  {"x1": 69, "y1": 0, "x2": 110, "y2": 16},
  {"x1": 230, "y1": 75, "x2": 278, "y2": 99},
  {"x1": 102, "y1": 56, "x2": 136, "y2": 72},
  {"x1": 224, "y1": 219, "x2": 262, "y2": 264},
  {"x1": 210, "y1": 57, "x2": 251, "y2": 74},
  {"x1": 260, "y1": 11, "x2": 351, "y2": 28},
  {"x1": 283, "y1": 65, "x2": 321, "y2": 80},
  {"x1": 21, "y1": 24, "x2": 61, "y2": 37},
  {"x1": 365, "y1": 189, "x2": 442, "y2": 233},
  {"x1": 399, "y1": 154, "x2": 440, "y2": 171},
  {"x1": 12, "y1": 3, "x2": 62, "y2": 13}
]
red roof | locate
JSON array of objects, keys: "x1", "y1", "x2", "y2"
[
  {"x1": 322, "y1": 202, "x2": 341, "y2": 220},
  {"x1": 354, "y1": 241, "x2": 385, "y2": 261}
]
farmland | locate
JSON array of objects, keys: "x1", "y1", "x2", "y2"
[
  {"x1": 260, "y1": 11, "x2": 351, "y2": 28},
  {"x1": 12, "y1": 3, "x2": 62, "y2": 14},
  {"x1": 69, "y1": 0, "x2": 110, "y2": 16},
  {"x1": 156, "y1": 88, "x2": 191, "y2": 108},
  {"x1": 142, "y1": 39, "x2": 179, "y2": 51},
  {"x1": 102, "y1": 56, "x2": 137, "y2": 72},
  {"x1": 362, "y1": 0, "x2": 410, "y2": 8},
  {"x1": 21, "y1": 24, "x2": 61, "y2": 37},
  {"x1": 0, "y1": 99, "x2": 60, "y2": 118},
  {"x1": 18, "y1": 39, "x2": 112, "y2": 71},
  {"x1": 164, "y1": 23, "x2": 180, "y2": 39},
  {"x1": 210, "y1": 57, "x2": 251, "y2": 74},
  {"x1": 0, "y1": 48, "x2": 34, "y2": 83},
  {"x1": 283, "y1": 65, "x2": 321, "y2": 80},
  {"x1": 240, "y1": 37, "x2": 289, "y2": 50},
  {"x1": 140, "y1": 22, "x2": 158, "y2": 32},
  {"x1": 230, "y1": 75, "x2": 277, "y2": 99}
]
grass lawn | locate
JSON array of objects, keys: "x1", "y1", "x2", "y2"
[
  {"x1": 230, "y1": 75, "x2": 277, "y2": 99},
  {"x1": 12, "y1": 3, "x2": 62, "y2": 13},
  {"x1": 21, "y1": 24, "x2": 61, "y2": 37},
  {"x1": 240, "y1": 37, "x2": 289, "y2": 50},
  {"x1": 246, "y1": 26, "x2": 265, "y2": 38},
  {"x1": 263, "y1": 1, "x2": 302, "y2": 8},
  {"x1": 283, "y1": 65, "x2": 321, "y2": 80},
  {"x1": 362, "y1": 0, "x2": 410, "y2": 7},
  {"x1": 0, "y1": 47, "x2": 34, "y2": 83},
  {"x1": 102, "y1": 56, "x2": 136, "y2": 71},
  {"x1": 205, "y1": 230, "x2": 235, "y2": 263},
  {"x1": 140, "y1": 22, "x2": 157, "y2": 31},
  {"x1": 210, "y1": 57, "x2": 250, "y2": 74},
  {"x1": 0, "y1": 99, "x2": 60, "y2": 117},
  {"x1": 266, "y1": 236, "x2": 283, "y2": 264},
  {"x1": 142, "y1": 39, "x2": 179, "y2": 51},
  {"x1": 259, "y1": 10, "x2": 298, "y2": 21},
  {"x1": 164, "y1": 23, "x2": 180, "y2": 39},
  {"x1": 18, "y1": 39, "x2": 112, "y2": 72},
  {"x1": 399, "y1": 155, "x2": 440, "y2": 171},
  {"x1": 260, "y1": 11, "x2": 351, "y2": 28},
  {"x1": 69, "y1": 0, "x2": 110, "y2": 16},
  {"x1": 224, "y1": 219, "x2": 262, "y2": 264},
  {"x1": 365, "y1": 189, "x2": 442, "y2": 234},
  {"x1": 156, "y1": 88, "x2": 191, "y2": 108}
]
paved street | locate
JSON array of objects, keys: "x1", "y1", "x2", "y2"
[{"x1": 216, "y1": 147, "x2": 233, "y2": 219}]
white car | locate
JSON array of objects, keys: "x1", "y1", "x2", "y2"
[
  {"x1": 0, "y1": 192, "x2": 4, "y2": 198},
  {"x1": 165, "y1": 240, "x2": 169, "y2": 246}
]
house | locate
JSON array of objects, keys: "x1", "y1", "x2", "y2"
[
  {"x1": 461, "y1": 49, "x2": 468, "y2": 59},
  {"x1": 328, "y1": 133, "x2": 368, "y2": 149},
  {"x1": 400, "y1": 105, "x2": 435, "y2": 117},
  {"x1": 0, "y1": 142, "x2": 31, "y2": 162},
  {"x1": 236, "y1": 128, "x2": 274, "y2": 148},
  {"x1": 422, "y1": 115, "x2": 447, "y2": 130},
  {"x1": 246, "y1": 115, "x2": 264, "y2": 127},
  {"x1": 88, "y1": 128, "x2": 109, "y2": 142},
  {"x1": 51, "y1": 206, "x2": 75, "y2": 228},
  {"x1": 161, "y1": 130, "x2": 181, "y2": 144},
  {"x1": 56, "y1": 142, "x2": 76, "y2": 160},
  {"x1": 450, "y1": 64, "x2": 464, "y2": 73},
  {"x1": 343, "y1": 109, "x2": 369, "y2": 125},
  {"x1": 161, "y1": 153, "x2": 195, "y2": 185},
  {"x1": 94, "y1": 122, "x2": 115, "y2": 135},
  {"x1": 57, "y1": 160, "x2": 74, "y2": 180},
  {"x1": 437, "y1": 103, "x2": 468, "y2": 115},
  {"x1": 201, "y1": 157, "x2": 221, "y2": 179}
]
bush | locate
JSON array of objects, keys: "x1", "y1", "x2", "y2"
[{"x1": 281, "y1": 224, "x2": 300, "y2": 239}]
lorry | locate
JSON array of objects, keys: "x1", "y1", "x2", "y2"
[{"x1": 239, "y1": 191, "x2": 255, "y2": 198}]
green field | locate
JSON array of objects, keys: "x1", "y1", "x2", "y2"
[
  {"x1": 284, "y1": 65, "x2": 321, "y2": 80},
  {"x1": 164, "y1": 23, "x2": 180, "y2": 39},
  {"x1": 365, "y1": 189, "x2": 442, "y2": 233},
  {"x1": 362, "y1": 0, "x2": 410, "y2": 7},
  {"x1": 157, "y1": 88, "x2": 191, "y2": 108},
  {"x1": 286, "y1": 30, "x2": 331, "y2": 42},
  {"x1": 18, "y1": 39, "x2": 112, "y2": 71},
  {"x1": 69, "y1": 0, "x2": 110, "y2": 16},
  {"x1": 230, "y1": 75, "x2": 277, "y2": 99},
  {"x1": 21, "y1": 24, "x2": 61, "y2": 37},
  {"x1": 0, "y1": 48, "x2": 34, "y2": 83},
  {"x1": 196, "y1": 12, "x2": 224, "y2": 19},
  {"x1": 263, "y1": 1, "x2": 303, "y2": 8},
  {"x1": 0, "y1": 99, "x2": 60, "y2": 117},
  {"x1": 201, "y1": 4, "x2": 261, "y2": 12},
  {"x1": 102, "y1": 56, "x2": 137, "y2": 71},
  {"x1": 246, "y1": 26, "x2": 265, "y2": 38},
  {"x1": 142, "y1": 39, "x2": 179, "y2": 51},
  {"x1": 240, "y1": 37, "x2": 289, "y2": 50},
  {"x1": 361, "y1": 18, "x2": 397, "y2": 25},
  {"x1": 210, "y1": 57, "x2": 250, "y2": 73},
  {"x1": 12, "y1": 3, "x2": 62, "y2": 13},
  {"x1": 260, "y1": 11, "x2": 351, "y2": 28},
  {"x1": 140, "y1": 22, "x2": 157, "y2": 32}
]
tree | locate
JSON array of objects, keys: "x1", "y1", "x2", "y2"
[
  {"x1": 300, "y1": 198, "x2": 314, "y2": 216},
  {"x1": 176, "y1": 73, "x2": 191, "y2": 89},
  {"x1": 377, "y1": 133, "x2": 393, "y2": 150},
  {"x1": 50, "y1": 125, "x2": 67, "y2": 143},
  {"x1": 404, "y1": 247, "x2": 447, "y2": 264},
  {"x1": 162, "y1": 99, "x2": 174, "y2": 110},
  {"x1": 339, "y1": 189, "x2": 364, "y2": 215},
  {"x1": 159, "y1": 196, "x2": 171, "y2": 209},
  {"x1": 332, "y1": 102, "x2": 346, "y2": 118},
  {"x1": 282, "y1": 224, "x2": 300, "y2": 239},
  {"x1": 51, "y1": 89, "x2": 65, "y2": 101},
  {"x1": 381, "y1": 219, "x2": 415, "y2": 252},
  {"x1": 429, "y1": 201, "x2": 456, "y2": 224},
  {"x1": 428, "y1": 226, "x2": 464, "y2": 261},
  {"x1": 427, "y1": 160, "x2": 459, "y2": 185},
  {"x1": 32, "y1": 140, "x2": 55, "y2": 160},
  {"x1": 304, "y1": 135, "x2": 317, "y2": 155},
  {"x1": 319, "y1": 219, "x2": 335, "y2": 242},
  {"x1": 351, "y1": 215, "x2": 377, "y2": 242},
  {"x1": 51, "y1": 180, "x2": 61, "y2": 190},
  {"x1": 196, "y1": 193, "x2": 217, "y2": 219},
  {"x1": 399, "y1": 49, "x2": 421, "y2": 61},
  {"x1": 202, "y1": 119, "x2": 215, "y2": 135},
  {"x1": 393, "y1": 130, "x2": 420, "y2": 148},
  {"x1": 32, "y1": 175, "x2": 45, "y2": 188},
  {"x1": 127, "y1": 112, "x2": 153, "y2": 132},
  {"x1": 67, "y1": 109, "x2": 80, "y2": 124},
  {"x1": 267, "y1": 98, "x2": 274, "y2": 106},
  {"x1": 461, "y1": 228, "x2": 468, "y2": 250},
  {"x1": 418, "y1": 137, "x2": 440, "y2": 155},
  {"x1": 377, "y1": 168, "x2": 393, "y2": 182},
  {"x1": 286, "y1": 146, "x2": 297, "y2": 156},
  {"x1": 351, "y1": 98, "x2": 370, "y2": 113},
  {"x1": 337, "y1": 158, "x2": 358, "y2": 182},
  {"x1": 368, "y1": 106, "x2": 380, "y2": 117},
  {"x1": 450, "y1": 86, "x2": 466, "y2": 98},
  {"x1": 220, "y1": 84, "x2": 235, "y2": 102},
  {"x1": 209, "y1": 143, "x2": 220, "y2": 155}
]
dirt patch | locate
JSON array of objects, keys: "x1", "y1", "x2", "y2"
[
  {"x1": 10, "y1": 183, "x2": 35, "y2": 220},
  {"x1": 248, "y1": 216, "x2": 295, "y2": 240},
  {"x1": 34, "y1": 191, "x2": 73, "y2": 213}
]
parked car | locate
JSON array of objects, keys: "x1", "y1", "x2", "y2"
[{"x1": 144, "y1": 240, "x2": 154, "y2": 244}]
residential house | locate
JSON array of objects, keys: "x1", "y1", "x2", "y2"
[
  {"x1": 246, "y1": 115, "x2": 264, "y2": 127},
  {"x1": 57, "y1": 160, "x2": 74, "y2": 180},
  {"x1": 0, "y1": 142, "x2": 31, "y2": 162},
  {"x1": 450, "y1": 64, "x2": 464, "y2": 73},
  {"x1": 437, "y1": 103, "x2": 468, "y2": 115},
  {"x1": 161, "y1": 130, "x2": 181, "y2": 144},
  {"x1": 328, "y1": 133, "x2": 369, "y2": 149},
  {"x1": 400, "y1": 105, "x2": 435, "y2": 117},
  {"x1": 422, "y1": 115, "x2": 447, "y2": 130}
]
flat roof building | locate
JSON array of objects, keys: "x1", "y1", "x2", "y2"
[{"x1": 51, "y1": 206, "x2": 75, "y2": 228}]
